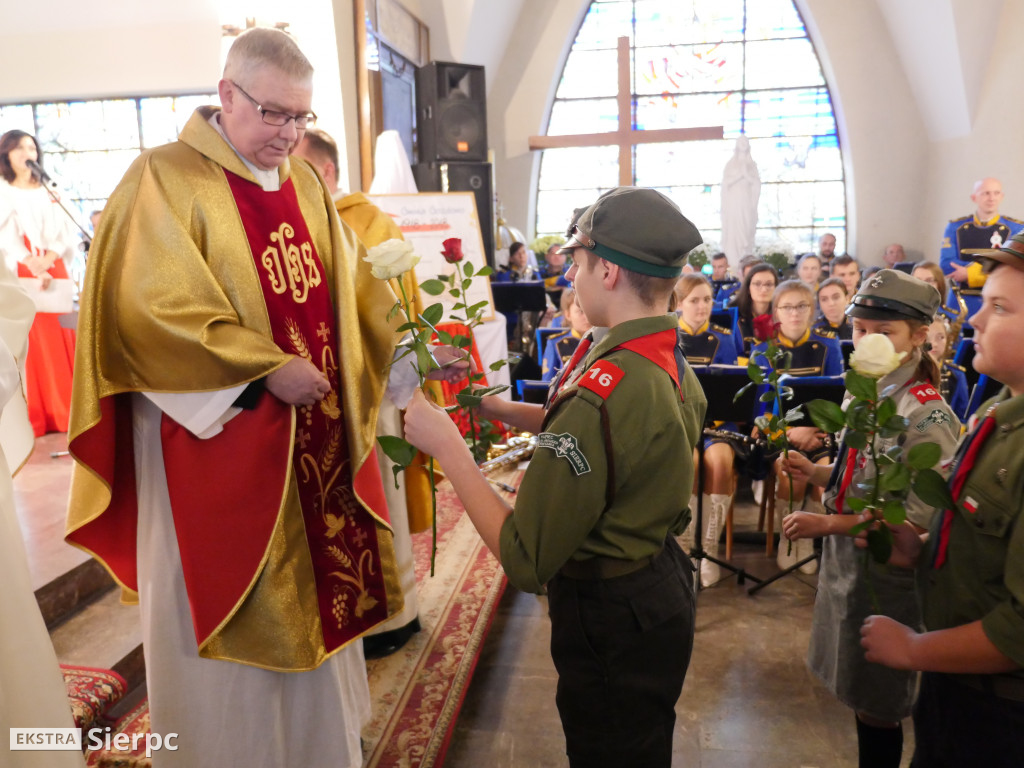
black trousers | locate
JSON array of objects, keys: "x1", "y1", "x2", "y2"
[
  {"x1": 547, "y1": 537, "x2": 696, "y2": 768},
  {"x1": 911, "y1": 672, "x2": 1024, "y2": 767}
]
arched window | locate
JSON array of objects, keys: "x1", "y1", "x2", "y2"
[{"x1": 536, "y1": 0, "x2": 845, "y2": 256}]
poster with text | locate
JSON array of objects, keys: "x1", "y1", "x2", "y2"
[{"x1": 367, "y1": 192, "x2": 495, "y2": 322}]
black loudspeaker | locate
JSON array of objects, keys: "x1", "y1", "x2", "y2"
[
  {"x1": 413, "y1": 161, "x2": 494, "y2": 267},
  {"x1": 415, "y1": 61, "x2": 487, "y2": 162}
]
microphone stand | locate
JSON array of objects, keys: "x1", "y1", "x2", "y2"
[{"x1": 30, "y1": 168, "x2": 92, "y2": 247}]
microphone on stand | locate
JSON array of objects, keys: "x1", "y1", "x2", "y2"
[{"x1": 25, "y1": 158, "x2": 58, "y2": 190}]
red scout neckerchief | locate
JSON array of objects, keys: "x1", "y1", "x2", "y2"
[{"x1": 933, "y1": 405, "x2": 998, "y2": 568}]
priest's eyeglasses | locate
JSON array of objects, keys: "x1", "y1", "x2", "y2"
[{"x1": 230, "y1": 81, "x2": 317, "y2": 128}]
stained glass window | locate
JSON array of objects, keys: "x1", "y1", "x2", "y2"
[
  {"x1": 1, "y1": 94, "x2": 216, "y2": 229},
  {"x1": 536, "y1": 0, "x2": 846, "y2": 256}
]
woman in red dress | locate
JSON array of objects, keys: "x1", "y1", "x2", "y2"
[{"x1": 0, "y1": 130, "x2": 78, "y2": 436}]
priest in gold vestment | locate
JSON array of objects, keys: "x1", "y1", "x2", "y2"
[{"x1": 66, "y1": 29, "x2": 411, "y2": 767}]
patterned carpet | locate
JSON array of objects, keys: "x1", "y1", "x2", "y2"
[
  {"x1": 81, "y1": 470, "x2": 517, "y2": 768},
  {"x1": 361, "y1": 470, "x2": 516, "y2": 767}
]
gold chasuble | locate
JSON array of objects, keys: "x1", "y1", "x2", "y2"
[{"x1": 66, "y1": 107, "x2": 403, "y2": 671}]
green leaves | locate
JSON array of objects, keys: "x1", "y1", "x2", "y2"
[
  {"x1": 377, "y1": 435, "x2": 417, "y2": 488},
  {"x1": 845, "y1": 369, "x2": 878, "y2": 401},
  {"x1": 879, "y1": 462, "x2": 910, "y2": 492},
  {"x1": 746, "y1": 360, "x2": 765, "y2": 384},
  {"x1": 906, "y1": 442, "x2": 941, "y2": 470},
  {"x1": 806, "y1": 398, "x2": 845, "y2": 433},
  {"x1": 419, "y1": 279, "x2": 446, "y2": 296},
  {"x1": 912, "y1": 468, "x2": 955, "y2": 509}
]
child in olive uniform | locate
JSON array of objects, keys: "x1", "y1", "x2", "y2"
[
  {"x1": 404, "y1": 187, "x2": 707, "y2": 768},
  {"x1": 860, "y1": 236, "x2": 1024, "y2": 768},
  {"x1": 780, "y1": 270, "x2": 960, "y2": 768}
]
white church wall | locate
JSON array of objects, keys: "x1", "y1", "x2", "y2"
[
  {"x1": 922, "y1": 0, "x2": 1024, "y2": 255},
  {"x1": 0, "y1": 0, "x2": 353, "y2": 188}
]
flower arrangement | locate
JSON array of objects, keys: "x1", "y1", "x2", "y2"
[
  {"x1": 529, "y1": 234, "x2": 564, "y2": 259},
  {"x1": 803, "y1": 333, "x2": 954, "y2": 573},
  {"x1": 736, "y1": 313, "x2": 804, "y2": 555},
  {"x1": 367, "y1": 237, "x2": 508, "y2": 574},
  {"x1": 685, "y1": 239, "x2": 722, "y2": 273},
  {"x1": 755, "y1": 234, "x2": 796, "y2": 273}
]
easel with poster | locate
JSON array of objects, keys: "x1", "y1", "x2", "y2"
[{"x1": 366, "y1": 191, "x2": 495, "y2": 321}]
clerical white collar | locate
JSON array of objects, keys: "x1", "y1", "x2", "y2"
[{"x1": 208, "y1": 113, "x2": 281, "y2": 192}]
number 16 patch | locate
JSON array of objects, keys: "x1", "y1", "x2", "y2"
[{"x1": 579, "y1": 360, "x2": 625, "y2": 399}]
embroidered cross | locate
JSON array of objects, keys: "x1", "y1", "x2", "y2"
[
  {"x1": 317, "y1": 321, "x2": 330, "y2": 342},
  {"x1": 296, "y1": 429, "x2": 311, "y2": 450},
  {"x1": 352, "y1": 528, "x2": 368, "y2": 547}
]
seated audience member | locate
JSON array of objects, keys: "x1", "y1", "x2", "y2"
[
  {"x1": 860, "y1": 237, "x2": 1024, "y2": 768},
  {"x1": 541, "y1": 289, "x2": 591, "y2": 382},
  {"x1": 750, "y1": 279, "x2": 843, "y2": 573},
  {"x1": 731, "y1": 262, "x2": 778, "y2": 357},
  {"x1": 927, "y1": 315, "x2": 969, "y2": 421},
  {"x1": 913, "y1": 259, "x2": 965, "y2": 325},
  {"x1": 494, "y1": 241, "x2": 540, "y2": 283},
  {"x1": 814, "y1": 277, "x2": 852, "y2": 340},
  {"x1": 830, "y1": 254, "x2": 862, "y2": 297},
  {"x1": 818, "y1": 232, "x2": 838, "y2": 275},
  {"x1": 710, "y1": 251, "x2": 730, "y2": 281},
  {"x1": 674, "y1": 273, "x2": 739, "y2": 586},
  {"x1": 541, "y1": 241, "x2": 570, "y2": 304},
  {"x1": 796, "y1": 253, "x2": 823, "y2": 290},
  {"x1": 883, "y1": 242, "x2": 906, "y2": 267},
  {"x1": 675, "y1": 274, "x2": 737, "y2": 366},
  {"x1": 739, "y1": 253, "x2": 766, "y2": 280}
]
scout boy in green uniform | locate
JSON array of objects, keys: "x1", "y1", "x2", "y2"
[
  {"x1": 860, "y1": 233, "x2": 1024, "y2": 768},
  {"x1": 404, "y1": 186, "x2": 707, "y2": 768}
]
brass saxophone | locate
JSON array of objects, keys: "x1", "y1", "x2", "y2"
[
  {"x1": 479, "y1": 434, "x2": 537, "y2": 474},
  {"x1": 939, "y1": 285, "x2": 969, "y2": 401}
]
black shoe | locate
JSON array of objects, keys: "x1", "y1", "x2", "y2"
[{"x1": 362, "y1": 617, "x2": 421, "y2": 660}]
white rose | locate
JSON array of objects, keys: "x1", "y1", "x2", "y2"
[
  {"x1": 849, "y1": 333, "x2": 905, "y2": 378},
  {"x1": 364, "y1": 239, "x2": 420, "y2": 280}
]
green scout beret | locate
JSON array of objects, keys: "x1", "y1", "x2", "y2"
[
  {"x1": 970, "y1": 232, "x2": 1024, "y2": 275},
  {"x1": 846, "y1": 268, "x2": 940, "y2": 324},
  {"x1": 559, "y1": 187, "x2": 703, "y2": 278}
]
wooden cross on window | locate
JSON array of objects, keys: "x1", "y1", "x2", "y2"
[{"x1": 529, "y1": 36, "x2": 724, "y2": 186}]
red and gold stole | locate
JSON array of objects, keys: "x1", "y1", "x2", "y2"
[{"x1": 223, "y1": 171, "x2": 390, "y2": 651}]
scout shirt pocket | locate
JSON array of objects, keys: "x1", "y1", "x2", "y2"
[{"x1": 955, "y1": 479, "x2": 1015, "y2": 587}]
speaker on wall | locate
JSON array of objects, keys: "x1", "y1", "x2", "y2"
[
  {"x1": 413, "y1": 161, "x2": 494, "y2": 267},
  {"x1": 415, "y1": 61, "x2": 487, "y2": 163}
]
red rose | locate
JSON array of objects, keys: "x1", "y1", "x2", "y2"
[
  {"x1": 441, "y1": 238, "x2": 464, "y2": 264},
  {"x1": 752, "y1": 313, "x2": 779, "y2": 342}
]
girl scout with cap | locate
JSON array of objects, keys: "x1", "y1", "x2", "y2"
[
  {"x1": 404, "y1": 186, "x2": 707, "y2": 768},
  {"x1": 779, "y1": 269, "x2": 960, "y2": 768},
  {"x1": 861, "y1": 237, "x2": 1024, "y2": 768}
]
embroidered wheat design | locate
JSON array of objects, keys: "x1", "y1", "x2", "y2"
[
  {"x1": 322, "y1": 425, "x2": 340, "y2": 472},
  {"x1": 285, "y1": 318, "x2": 312, "y2": 361},
  {"x1": 327, "y1": 544, "x2": 352, "y2": 569}
]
